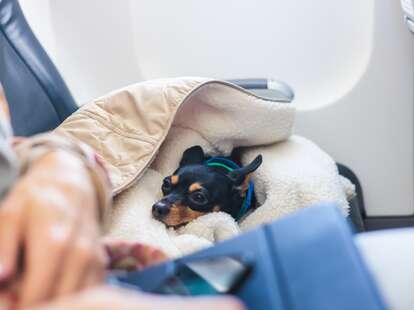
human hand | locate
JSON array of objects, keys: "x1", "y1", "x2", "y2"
[
  {"x1": 104, "y1": 241, "x2": 168, "y2": 271},
  {"x1": 27, "y1": 286, "x2": 246, "y2": 310},
  {"x1": 0, "y1": 150, "x2": 108, "y2": 308}
]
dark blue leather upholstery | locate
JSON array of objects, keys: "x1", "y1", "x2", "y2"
[{"x1": 0, "y1": 0, "x2": 77, "y2": 136}]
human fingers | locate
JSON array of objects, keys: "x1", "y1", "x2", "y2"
[
  {"x1": 26, "y1": 286, "x2": 246, "y2": 310},
  {"x1": 0, "y1": 195, "x2": 23, "y2": 284},
  {"x1": 18, "y1": 217, "x2": 75, "y2": 308},
  {"x1": 54, "y1": 237, "x2": 107, "y2": 296}
]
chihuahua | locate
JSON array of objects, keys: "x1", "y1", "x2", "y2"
[{"x1": 152, "y1": 146, "x2": 262, "y2": 228}]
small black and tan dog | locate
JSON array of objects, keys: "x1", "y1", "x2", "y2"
[{"x1": 152, "y1": 146, "x2": 262, "y2": 228}]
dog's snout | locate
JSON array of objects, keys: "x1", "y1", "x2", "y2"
[{"x1": 152, "y1": 201, "x2": 170, "y2": 218}]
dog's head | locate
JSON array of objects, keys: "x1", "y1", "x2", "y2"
[{"x1": 152, "y1": 146, "x2": 262, "y2": 227}]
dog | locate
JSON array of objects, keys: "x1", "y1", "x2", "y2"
[{"x1": 152, "y1": 145, "x2": 262, "y2": 228}]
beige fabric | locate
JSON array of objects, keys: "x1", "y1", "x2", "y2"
[
  {"x1": 57, "y1": 78, "x2": 202, "y2": 193},
  {"x1": 56, "y1": 77, "x2": 294, "y2": 194}
]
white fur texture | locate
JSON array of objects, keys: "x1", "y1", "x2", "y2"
[
  {"x1": 239, "y1": 136, "x2": 351, "y2": 231},
  {"x1": 177, "y1": 212, "x2": 241, "y2": 243}
]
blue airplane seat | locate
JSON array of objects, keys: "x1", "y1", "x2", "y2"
[{"x1": 0, "y1": 0, "x2": 78, "y2": 136}]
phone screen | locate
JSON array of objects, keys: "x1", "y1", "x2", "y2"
[{"x1": 153, "y1": 256, "x2": 251, "y2": 296}]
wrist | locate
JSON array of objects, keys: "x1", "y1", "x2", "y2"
[
  {"x1": 14, "y1": 134, "x2": 112, "y2": 222},
  {"x1": 28, "y1": 150, "x2": 97, "y2": 201}
]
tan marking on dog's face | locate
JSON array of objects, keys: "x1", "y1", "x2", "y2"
[
  {"x1": 213, "y1": 205, "x2": 221, "y2": 212},
  {"x1": 161, "y1": 203, "x2": 206, "y2": 227},
  {"x1": 171, "y1": 175, "x2": 179, "y2": 185},
  {"x1": 189, "y1": 182, "x2": 203, "y2": 192}
]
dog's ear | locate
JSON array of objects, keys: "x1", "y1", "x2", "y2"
[
  {"x1": 179, "y1": 146, "x2": 205, "y2": 167},
  {"x1": 228, "y1": 155, "x2": 262, "y2": 186}
]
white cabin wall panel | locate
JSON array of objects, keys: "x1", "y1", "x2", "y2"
[
  {"x1": 48, "y1": 0, "x2": 145, "y2": 104},
  {"x1": 295, "y1": 1, "x2": 414, "y2": 216},
  {"x1": 129, "y1": 0, "x2": 374, "y2": 110},
  {"x1": 22, "y1": 0, "x2": 144, "y2": 104}
]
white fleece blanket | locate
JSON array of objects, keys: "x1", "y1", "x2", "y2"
[{"x1": 103, "y1": 81, "x2": 354, "y2": 258}]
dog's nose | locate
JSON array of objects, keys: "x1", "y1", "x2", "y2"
[{"x1": 152, "y1": 201, "x2": 170, "y2": 218}]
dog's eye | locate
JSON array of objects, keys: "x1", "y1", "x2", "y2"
[
  {"x1": 190, "y1": 192, "x2": 208, "y2": 205},
  {"x1": 162, "y1": 178, "x2": 172, "y2": 194}
]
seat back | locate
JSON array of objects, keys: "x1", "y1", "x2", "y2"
[{"x1": 0, "y1": 0, "x2": 77, "y2": 136}]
